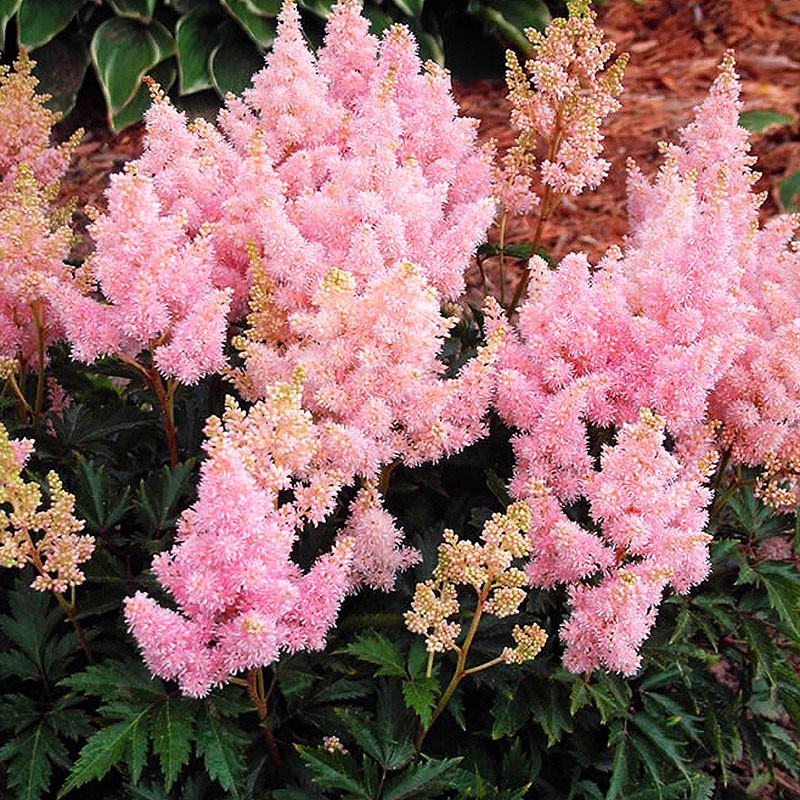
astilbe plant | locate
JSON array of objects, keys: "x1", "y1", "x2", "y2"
[
  {"x1": 489, "y1": 53, "x2": 800, "y2": 674},
  {"x1": 0, "y1": 54, "x2": 95, "y2": 422},
  {"x1": 123, "y1": 0, "x2": 502, "y2": 698}
]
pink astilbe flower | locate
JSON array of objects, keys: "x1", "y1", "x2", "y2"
[
  {"x1": 0, "y1": 55, "x2": 101, "y2": 374},
  {"x1": 493, "y1": 54, "x2": 798, "y2": 674},
  {"x1": 125, "y1": 378, "x2": 355, "y2": 696},
  {"x1": 124, "y1": 0, "x2": 498, "y2": 694},
  {"x1": 339, "y1": 484, "x2": 420, "y2": 592},
  {"x1": 0, "y1": 52, "x2": 78, "y2": 185}
]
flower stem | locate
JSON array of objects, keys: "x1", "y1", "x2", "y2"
[{"x1": 416, "y1": 583, "x2": 491, "y2": 750}]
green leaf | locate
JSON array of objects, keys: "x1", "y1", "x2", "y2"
[
  {"x1": 59, "y1": 717, "x2": 150, "y2": 796},
  {"x1": 91, "y1": 17, "x2": 175, "y2": 116},
  {"x1": 606, "y1": 735, "x2": 628, "y2": 800},
  {"x1": 29, "y1": 29, "x2": 90, "y2": 116},
  {"x1": 111, "y1": 50, "x2": 176, "y2": 132},
  {"x1": 0, "y1": 0, "x2": 22, "y2": 44},
  {"x1": 297, "y1": 0, "x2": 334, "y2": 20},
  {"x1": 491, "y1": 689, "x2": 528, "y2": 739},
  {"x1": 471, "y1": 0, "x2": 550, "y2": 53},
  {"x1": 334, "y1": 708, "x2": 384, "y2": 764},
  {"x1": 150, "y1": 697, "x2": 193, "y2": 791},
  {"x1": 221, "y1": 0, "x2": 277, "y2": 48},
  {"x1": 0, "y1": 588, "x2": 76, "y2": 683},
  {"x1": 134, "y1": 459, "x2": 196, "y2": 535},
  {"x1": 295, "y1": 746, "x2": 369, "y2": 797},
  {"x1": 196, "y1": 702, "x2": 247, "y2": 796},
  {"x1": 75, "y1": 455, "x2": 131, "y2": 534},
  {"x1": 392, "y1": 0, "x2": 424, "y2": 19},
  {"x1": 107, "y1": 0, "x2": 157, "y2": 22},
  {"x1": 209, "y1": 20, "x2": 263, "y2": 96},
  {"x1": 402, "y1": 677, "x2": 438, "y2": 729},
  {"x1": 175, "y1": 8, "x2": 220, "y2": 94},
  {"x1": 363, "y1": 5, "x2": 394, "y2": 36},
  {"x1": 382, "y1": 757, "x2": 462, "y2": 800},
  {"x1": 754, "y1": 561, "x2": 800, "y2": 640},
  {"x1": 738, "y1": 109, "x2": 793, "y2": 132},
  {"x1": 344, "y1": 632, "x2": 406, "y2": 678},
  {"x1": 17, "y1": 0, "x2": 85, "y2": 49},
  {"x1": 0, "y1": 716, "x2": 67, "y2": 800},
  {"x1": 632, "y1": 713, "x2": 689, "y2": 778},
  {"x1": 779, "y1": 170, "x2": 800, "y2": 212},
  {"x1": 740, "y1": 616, "x2": 777, "y2": 680}
]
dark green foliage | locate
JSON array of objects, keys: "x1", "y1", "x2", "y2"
[{"x1": 0, "y1": 0, "x2": 553, "y2": 130}]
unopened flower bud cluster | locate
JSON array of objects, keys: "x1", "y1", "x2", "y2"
[
  {"x1": 406, "y1": 502, "x2": 544, "y2": 664},
  {"x1": 496, "y1": 0, "x2": 628, "y2": 214},
  {"x1": 0, "y1": 422, "x2": 93, "y2": 593}
]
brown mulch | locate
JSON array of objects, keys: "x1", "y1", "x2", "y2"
[{"x1": 58, "y1": 0, "x2": 800, "y2": 272}]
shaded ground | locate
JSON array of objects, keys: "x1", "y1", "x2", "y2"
[{"x1": 58, "y1": 0, "x2": 800, "y2": 276}]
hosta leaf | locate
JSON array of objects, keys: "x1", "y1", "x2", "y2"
[
  {"x1": 110, "y1": 57, "x2": 176, "y2": 133},
  {"x1": 175, "y1": 8, "x2": 220, "y2": 94},
  {"x1": 221, "y1": 0, "x2": 277, "y2": 48},
  {"x1": 471, "y1": 0, "x2": 550, "y2": 53},
  {"x1": 91, "y1": 17, "x2": 174, "y2": 116},
  {"x1": 107, "y1": 0, "x2": 157, "y2": 21},
  {"x1": 298, "y1": 0, "x2": 334, "y2": 20},
  {"x1": 17, "y1": 0, "x2": 85, "y2": 49},
  {"x1": 30, "y1": 30, "x2": 90, "y2": 116},
  {"x1": 343, "y1": 632, "x2": 406, "y2": 677},
  {"x1": 363, "y1": 6, "x2": 394, "y2": 36},
  {"x1": 738, "y1": 109, "x2": 793, "y2": 132},
  {"x1": 392, "y1": 0, "x2": 424, "y2": 19},
  {"x1": 779, "y1": 170, "x2": 800, "y2": 212},
  {"x1": 0, "y1": 0, "x2": 22, "y2": 44},
  {"x1": 209, "y1": 21, "x2": 263, "y2": 96},
  {"x1": 382, "y1": 757, "x2": 462, "y2": 800},
  {"x1": 242, "y1": 0, "x2": 280, "y2": 14}
]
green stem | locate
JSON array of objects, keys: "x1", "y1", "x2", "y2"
[{"x1": 416, "y1": 584, "x2": 491, "y2": 750}]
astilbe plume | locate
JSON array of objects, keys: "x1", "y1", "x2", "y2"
[
  {"x1": 0, "y1": 54, "x2": 99, "y2": 379},
  {"x1": 491, "y1": 54, "x2": 796, "y2": 673},
  {"x1": 496, "y1": 0, "x2": 627, "y2": 215},
  {"x1": 0, "y1": 422, "x2": 92, "y2": 593},
  {"x1": 125, "y1": 0, "x2": 499, "y2": 695}
]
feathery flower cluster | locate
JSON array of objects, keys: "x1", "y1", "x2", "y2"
[
  {"x1": 492, "y1": 54, "x2": 798, "y2": 673},
  {"x1": 0, "y1": 54, "x2": 94, "y2": 373},
  {"x1": 0, "y1": 422, "x2": 92, "y2": 593},
  {"x1": 405, "y1": 502, "x2": 544, "y2": 662},
  {"x1": 496, "y1": 0, "x2": 627, "y2": 214},
  {"x1": 125, "y1": 0, "x2": 499, "y2": 694}
]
